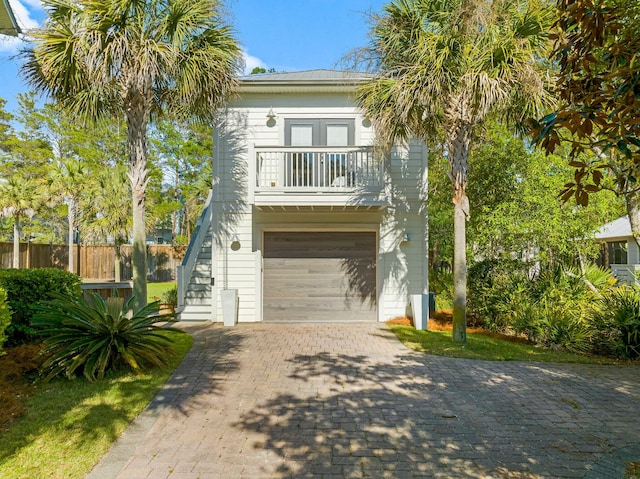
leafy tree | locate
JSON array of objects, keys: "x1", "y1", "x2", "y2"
[
  {"x1": 150, "y1": 120, "x2": 213, "y2": 244},
  {"x1": 1, "y1": 94, "x2": 53, "y2": 181},
  {"x1": 250, "y1": 67, "x2": 276, "y2": 75},
  {"x1": 467, "y1": 125, "x2": 623, "y2": 265},
  {"x1": 531, "y1": 0, "x2": 640, "y2": 244},
  {"x1": 23, "y1": 0, "x2": 242, "y2": 307},
  {"x1": 356, "y1": 0, "x2": 553, "y2": 342}
]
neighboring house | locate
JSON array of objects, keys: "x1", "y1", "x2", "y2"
[
  {"x1": 0, "y1": 0, "x2": 20, "y2": 36},
  {"x1": 177, "y1": 70, "x2": 428, "y2": 323},
  {"x1": 595, "y1": 216, "x2": 640, "y2": 284}
]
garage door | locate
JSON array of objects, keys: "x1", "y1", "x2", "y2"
[{"x1": 263, "y1": 231, "x2": 377, "y2": 322}]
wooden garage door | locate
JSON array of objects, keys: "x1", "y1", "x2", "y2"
[{"x1": 263, "y1": 232, "x2": 377, "y2": 322}]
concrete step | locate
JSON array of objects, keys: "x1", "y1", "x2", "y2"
[{"x1": 189, "y1": 276, "x2": 211, "y2": 285}]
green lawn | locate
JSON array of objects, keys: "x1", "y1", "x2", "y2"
[
  {"x1": 147, "y1": 282, "x2": 176, "y2": 303},
  {"x1": 388, "y1": 325, "x2": 618, "y2": 364},
  {"x1": 0, "y1": 330, "x2": 192, "y2": 479}
]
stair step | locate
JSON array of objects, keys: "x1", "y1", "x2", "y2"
[{"x1": 186, "y1": 284, "x2": 209, "y2": 292}]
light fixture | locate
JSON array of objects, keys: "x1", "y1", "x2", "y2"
[
  {"x1": 401, "y1": 232, "x2": 410, "y2": 244},
  {"x1": 266, "y1": 107, "x2": 276, "y2": 120},
  {"x1": 230, "y1": 235, "x2": 241, "y2": 251}
]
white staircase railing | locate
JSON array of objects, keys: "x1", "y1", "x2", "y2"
[{"x1": 177, "y1": 189, "x2": 213, "y2": 311}]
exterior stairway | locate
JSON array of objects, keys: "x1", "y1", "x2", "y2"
[{"x1": 177, "y1": 191, "x2": 214, "y2": 321}]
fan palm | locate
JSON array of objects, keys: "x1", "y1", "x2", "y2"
[
  {"x1": 357, "y1": 0, "x2": 553, "y2": 342},
  {"x1": 22, "y1": 0, "x2": 241, "y2": 306},
  {"x1": 0, "y1": 176, "x2": 41, "y2": 268}
]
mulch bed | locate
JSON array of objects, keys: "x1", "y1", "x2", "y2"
[
  {"x1": 386, "y1": 310, "x2": 533, "y2": 344},
  {"x1": 0, "y1": 344, "x2": 44, "y2": 431}
]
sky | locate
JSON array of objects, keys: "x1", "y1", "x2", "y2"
[{"x1": 0, "y1": 0, "x2": 388, "y2": 115}]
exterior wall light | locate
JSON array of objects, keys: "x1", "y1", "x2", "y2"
[{"x1": 230, "y1": 235, "x2": 241, "y2": 251}]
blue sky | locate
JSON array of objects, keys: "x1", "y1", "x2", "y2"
[{"x1": 0, "y1": 0, "x2": 388, "y2": 115}]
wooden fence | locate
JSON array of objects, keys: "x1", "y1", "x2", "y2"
[{"x1": 0, "y1": 242, "x2": 187, "y2": 282}]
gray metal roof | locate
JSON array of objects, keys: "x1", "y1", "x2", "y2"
[
  {"x1": 595, "y1": 216, "x2": 632, "y2": 240},
  {"x1": 0, "y1": 0, "x2": 20, "y2": 36}
]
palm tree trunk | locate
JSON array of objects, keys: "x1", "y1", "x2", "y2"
[
  {"x1": 68, "y1": 198, "x2": 76, "y2": 274},
  {"x1": 447, "y1": 120, "x2": 471, "y2": 343},
  {"x1": 452, "y1": 189, "x2": 468, "y2": 343},
  {"x1": 127, "y1": 106, "x2": 149, "y2": 309},
  {"x1": 12, "y1": 214, "x2": 20, "y2": 268}
]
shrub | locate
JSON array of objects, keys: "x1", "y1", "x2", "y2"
[
  {"x1": 589, "y1": 287, "x2": 640, "y2": 359},
  {"x1": 429, "y1": 268, "x2": 453, "y2": 311},
  {"x1": 0, "y1": 288, "x2": 11, "y2": 354},
  {"x1": 161, "y1": 285, "x2": 178, "y2": 308},
  {"x1": 0, "y1": 268, "x2": 82, "y2": 346},
  {"x1": 467, "y1": 259, "x2": 533, "y2": 331},
  {"x1": 32, "y1": 293, "x2": 177, "y2": 381}
]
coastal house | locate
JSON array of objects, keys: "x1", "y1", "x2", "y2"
[
  {"x1": 177, "y1": 70, "x2": 428, "y2": 324},
  {"x1": 595, "y1": 216, "x2": 640, "y2": 284}
]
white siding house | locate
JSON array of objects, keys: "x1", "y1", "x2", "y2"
[
  {"x1": 177, "y1": 70, "x2": 428, "y2": 323},
  {"x1": 595, "y1": 216, "x2": 640, "y2": 284}
]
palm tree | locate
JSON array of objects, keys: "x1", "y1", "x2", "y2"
[
  {"x1": 23, "y1": 0, "x2": 241, "y2": 306},
  {"x1": 0, "y1": 176, "x2": 41, "y2": 268},
  {"x1": 357, "y1": 0, "x2": 553, "y2": 342},
  {"x1": 48, "y1": 159, "x2": 87, "y2": 274},
  {"x1": 82, "y1": 164, "x2": 132, "y2": 282}
]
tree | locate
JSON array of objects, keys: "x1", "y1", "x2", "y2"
[
  {"x1": 150, "y1": 120, "x2": 213, "y2": 244},
  {"x1": 531, "y1": 0, "x2": 640, "y2": 245},
  {"x1": 0, "y1": 176, "x2": 41, "y2": 268},
  {"x1": 356, "y1": 0, "x2": 553, "y2": 342},
  {"x1": 466, "y1": 124, "x2": 623, "y2": 265},
  {"x1": 23, "y1": 0, "x2": 241, "y2": 307},
  {"x1": 48, "y1": 159, "x2": 87, "y2": 274},
  {"x1": 82, "y1": 164, "x2": 132, "y2": 281}
]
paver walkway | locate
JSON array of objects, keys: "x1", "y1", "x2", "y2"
[{"x1": 86, "y1": 322, "x2": 640, "y2": 479}]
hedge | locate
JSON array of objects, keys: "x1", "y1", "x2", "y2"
[{"x1": 0, "y1": 269, "x2": 81, "y2": 346}]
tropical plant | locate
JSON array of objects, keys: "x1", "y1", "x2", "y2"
[
  {"x1": 590, "y1": 286, "x2": 640, "y2": 360},
  {"x1": 356, "y1": 0, "x2": 554, "y2": 342},
  {"x1": 48, "y1": 159, "x2": 87, "y2": 274},
  {"x1": 33, "y1": 293, "x2": 177, "y2": 381},
  {"x1": 0, "y1": 176, "x2": 42, "y2": 268},
  {"x1": 23, "y1": 0, "x2": 242, "y2": 307},
  {"x1": 82, "y1": 164, "x2": 132, "y2": 281}
]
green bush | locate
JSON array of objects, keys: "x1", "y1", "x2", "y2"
[
  {"x1": 33, "y1": 294, "x2": 177, "y2": 381},
  {"x1": 0, "y1": 287, "x2": 12, "y2": 354},
  {"x1": 429, "y1": 268, "x2": 453, "y2": 311},
  {"x1": 467, "y1": 259, "x2": 533, "y2": 331},
  {"x1": 590, "y1": 286, "x2": 640, "y2": 359},
  {"x1": 161, "y1": 285, "x2": 178, "y2": 307},
  {"x1": 0, "y1": 268, "x2": 82, "y2": 346}
]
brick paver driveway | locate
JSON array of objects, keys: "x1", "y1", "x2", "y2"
[{"x1": 86, "y1": 323, "x2": 640, "y2": 479}]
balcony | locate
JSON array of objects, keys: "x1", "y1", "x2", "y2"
[{"x1": 252, "y1": 146, "x2": 387, "y2": 209}]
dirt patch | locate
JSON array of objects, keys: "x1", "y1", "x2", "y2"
[{"x1": 386, "y1": 310, "x2": 533, "y2": 345}]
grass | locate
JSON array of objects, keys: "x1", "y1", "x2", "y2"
[
  {"x1": 147, "y1": 282, "x2": 175, "y2": 303},
  {"x1": 388, "y1": 325, "x2": 619, "y2": 364},
  {"x1": 0, "y1": 330, "x2": 192, "y2": 479}
]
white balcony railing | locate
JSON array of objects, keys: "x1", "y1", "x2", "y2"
[{"x1": 255, "y1": 146, "x2": 383, "y2": 192}]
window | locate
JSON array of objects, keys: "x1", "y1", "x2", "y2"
[
  {"x1": 607, "y1": 241, "x2": 628, "y2": 265},
  {"x1": 284, "y1": 119, "x2": 355, "y2": 187}
]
